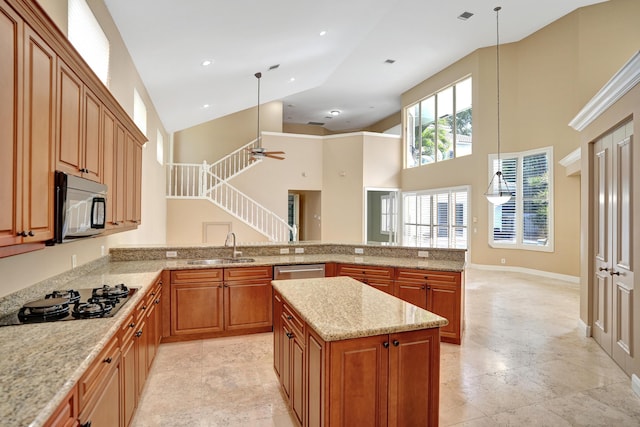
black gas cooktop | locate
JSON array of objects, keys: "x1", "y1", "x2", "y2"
[{"x1": 0, "y1": 284, "x2": 137, "y2": 326}]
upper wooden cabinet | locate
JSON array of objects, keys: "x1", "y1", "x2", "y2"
[
  {"x1": 1, "y1": 1, "x2": 56, "y2": 249},
  {"x1": 0, "y1": 0, "x2": 146, "y2": 253},
  {"x1": 55, "y1": 60, "x2": 103, "y2": 182}
]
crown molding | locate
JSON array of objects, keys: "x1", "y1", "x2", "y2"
[{"x1": 569, "y1": 51, "x2": 640, "y2": 131}]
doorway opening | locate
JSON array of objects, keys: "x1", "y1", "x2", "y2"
[
  {"x1": 365, "y1": 189, "x2": 399, "y2": 244},
  {"x1": 288, "y1": 190, "x2": 321, "y2": 241}
]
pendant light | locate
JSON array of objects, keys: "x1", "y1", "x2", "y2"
[{"x1": 485, "y1": 6, "x2": 512, "y2": 206}]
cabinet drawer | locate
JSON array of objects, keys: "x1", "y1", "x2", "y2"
[
  {"x1": 395, "y1": 268, "x2": 459, "y2": 284},
  {"x1": 78, "y1": 335, "x2": 120, "y2": 410},
  {"x1": 224, "y1": 265, "x2": 273, "y2": 281},
  {"x1": 120, "y1": 312, "x2": 137, "y2": 343},
  {"x1": 171, "y1": 268, "x2": 223, "y2": 283},
  {"x1": 282, "y1": 302, "x2": 305, "y2": 337},
  {"x1": 337, "y1": 264, "x2": 394, "y2": 280}
]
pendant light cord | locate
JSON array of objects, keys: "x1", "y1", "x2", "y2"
[
  {"x1": 255, "y1": 72, "x2": 262, "y2": 148},
  {"x1": 495, "y1": 6, "x2": 502, "y2": 165}
]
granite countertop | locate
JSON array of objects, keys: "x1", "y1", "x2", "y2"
[
  {"x1": 0, "y1": 261, "x2": 164, "y2": 427},
  {"x1": 272, "y1": 276, "x2": 448, "y2": 342},
  {"x1": 0, "y1": 252, "x2": 463, "y2": 426}
]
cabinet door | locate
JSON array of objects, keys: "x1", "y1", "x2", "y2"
[
  {"x1": 78, "y1": 363, "x2": 120, "y2": 427},
  {"x1": 113, "y1": 124, "x2": 126, "y2": 226},
  {"x1": 328, "y1": 335, "x2": 389, "y2": 427},
  {"x1": 133, "y1": 140, "x2": 142, "y2": 224},
  {"x1": 22, "y1": 25, "x2": 55, "y2": 243},
  {"x1": 56, "y1": 60, "x2": 83, "y2": 176},
  {"x1": 388, "y1": 328, "x2": 440, "y2": 427},
  {"x1": 428, "y1": 282, "x2": 460, "y2": 343},
  {"x1": 291, "y1": 332, "x2": 305, "y2": 426},
  {"x1": 82, "y1": 88, "x2": 102, "y2": 182},
  {"x1": 0, "y1": 2, "x2": 22, "y2": 247},
  {"x1": 120, "y1": 323, "x2": 137, "y2": 427},
  {"x1": 395, "y1": 281, "x2": 427, "y2": 309},
  {"x1": 125, "y1": 132, "x2": 135, "y2": 224},
  {"x1": 171, "y1": 282, "x2": 224, "y2": 335},
  {"x1": 281, "y1": 320, "x2": 293, "y2": 399},
  {"x1": 306, "y1": 329, "x2": 325, "y2": 427},
  {"x1": 224, "y1": 279, "x2": 272, "y2": 330},
  {"x1": 102, "y1": 108, "x2": 116, "y2": 227},
  {"x1": 273, "y1": 292, "x2": 283, "y2": 378},
  {"x1": 44, "y1": 384, "x2": 78, "y2": 427},
  {"x1": 135, "y1": 319, "x2": 148, "y2": 397}
]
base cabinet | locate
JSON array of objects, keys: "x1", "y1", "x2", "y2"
[
  {"x1": 44, "y1": 385, "x2": 78, "y2": 427},
  {"x1": 168, "y1": 267, "x2": 272, "y2": 341},
  {"x1": 274, "y1": 291, "x2": 441, "y2": 427}
]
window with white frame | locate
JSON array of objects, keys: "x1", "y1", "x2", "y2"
[
  {"x1": 380, "y1": 194, "x2": 397, "y2": 234},
  {"x1": 402, "y1": 187, "x2": 469, "y2": 249},
  {"x1": 405, "y1": 77, "x2": 472, "y2": 168},
  {"x1": 68, "y1": 0, "x2": 110, "y2": 85},
  {"x1": 488, "y1": 146, "x2": 553, "y2": 251},
  {"x1": 133, "y1": 89, "x2": 147, "y2": 136}
]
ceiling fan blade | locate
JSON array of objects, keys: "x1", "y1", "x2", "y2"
[
  {"x1": 263, "y1": 151, "x2": 285, "y2": 155},
  {"x1": 264, "y1": 153, "x2": 285, "y2": 160}
]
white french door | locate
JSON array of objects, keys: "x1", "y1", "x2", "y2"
[{"x1": 592, "y1": 121, "x2": 634, "y2": 375}]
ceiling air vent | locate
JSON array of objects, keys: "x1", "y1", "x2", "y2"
[
  {"x1": 384, "y1": 59, "x2": 396, "y2": 64},
  {"x1": 458, "y1": 11, "x2": 474, "y2": 20},
  {"x1": 268, "y1": 64, "x2": 280, "y2": 71},
  {"x1": 308, "y1": 121, "x2": 325, "y2": 126}
]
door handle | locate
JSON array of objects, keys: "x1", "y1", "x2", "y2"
[
  {"x1": 610, "y1": 270, "x2": 621, "y2": 276},
  {"x1": 599, "y1": 267, "x2": 609, "y2": 272}
]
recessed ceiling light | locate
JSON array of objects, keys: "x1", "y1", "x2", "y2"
[
  {"x1": 384, "y1": 59, "x2": 396, "y2": 64},
  {"x1": 330, "y1": 110, "x2": 340, "y2": 116},
  {"x1": 289, "y1": 77, "x2": 296, "y2": 82},
  {"x1": 458, "y1": 11, "x2": 474, "y2": 20},
  {"x1": 201, "y1": 60, "x2": 213, "y2": 66},
  {"x1": 202, "y1": 104, "x2": 210, "y2": 109},
  {"x1": 319, "y1": 30, "x2": 327, "y2": 36}
]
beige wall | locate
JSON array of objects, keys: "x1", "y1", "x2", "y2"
[
  {"x1": 283, "y1": 123, "x2": 329, "y2": 136},
  {"x1": 0, "y1": 0, "x2": 168, "y2": 297},
  {"x1": 400, "y1": 0, "x2": 640, "y2": 278},
  {"x1": 174, "y1": 101, "x2": 283, "y2": 163}
]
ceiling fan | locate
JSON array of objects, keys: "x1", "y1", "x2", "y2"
[{"x1": 247, "y1": 72, "x2": 285, "y2": 161}]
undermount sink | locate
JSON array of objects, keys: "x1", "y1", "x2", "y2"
[{"x1": 186, "y1": 258, "x2": 255, "y2": 265}]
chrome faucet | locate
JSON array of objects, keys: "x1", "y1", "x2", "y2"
[{"x1": 224, "y1": 232, "x2": 242, "y2": 259}]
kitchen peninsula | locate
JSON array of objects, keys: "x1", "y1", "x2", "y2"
[{"x1": 272, "y1": 276, "x2": 447, "y2": 426}]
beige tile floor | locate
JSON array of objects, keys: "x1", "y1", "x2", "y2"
[{"x1": 131, "y1": 268, "x2": 640, "y2": 426}]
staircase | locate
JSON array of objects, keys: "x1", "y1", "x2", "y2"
[{"x1": 166, "y1": 139, "x2": 296, "y2": 242}]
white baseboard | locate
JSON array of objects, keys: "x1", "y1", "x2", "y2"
[
  {"x1": 468, "y1": 263, "x2": 580, "y2": 284},
  {"x1": 578, "y1": 319, "x2": 592, "y2": 337},
  {"x1": 632, "y1": 375, "x2": 640, "y2": 398}
]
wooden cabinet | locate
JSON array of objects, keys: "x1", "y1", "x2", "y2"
[
  {"x1": 0, "y1": 10, "x2": 56, "y2": 249},
  {"x1": 224, "y1": 266, "x2": 272, "y2": 331},
  {"x1": 44, "y1": 385, "x2": 78, "y2": 427},
  {"x1": 120, "y1": 312, "x2": 137, "y2": 427},
  {"x1": 168, "y1": 267, "x2": 273, "y2": 341},
  {"x1": 396, "y1": 268, "x2": 464, "y2": 344},
  {"x1": 278, "y1": 295, "x2": 305, "y2": 425},
  {"x1": 77, "y1": 334, "x2": 121, "y2": 427},
  {"x1": 273, "y1": 291, "x2": 283, "y2": 379},
  {"x1": 125, "y1": 133, "x2": 142, "y2": 225},
  {"x1": 170, "y1": 269, "x2": 224, "y2": 336},
  {"x1": 336, "y1": 264, "x2": 395, "y2": 295},
  {"x1": 274, "y1": 290, "x2": 442, "y2": 427},
  {"x1": 146, "y1": 278, "x2": 162, "y2": 368},
  {"x1": 0, "y1": 0, "x2": 145, "y2": 255}
]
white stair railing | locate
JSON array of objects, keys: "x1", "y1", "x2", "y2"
[
  {"x1": 208, "y1": 138, "x2": 260, "y2": 182},
  {"x1": 166, "y1": 160, "x2": 297, "y2": 242}
]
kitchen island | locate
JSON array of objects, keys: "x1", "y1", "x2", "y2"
[{"x1": 272, "y1": 276, "x2": 448, "y2": 427}]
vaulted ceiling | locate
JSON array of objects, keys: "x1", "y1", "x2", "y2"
[{"x1": 104, "y1": 0, "x2": 607, "y2": 133}]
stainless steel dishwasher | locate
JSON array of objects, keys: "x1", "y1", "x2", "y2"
[{"x1": 273, "y1": 264, "x2": 325, "y2": 280}]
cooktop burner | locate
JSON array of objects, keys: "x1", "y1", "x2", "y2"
[{"x1": 2, "y1": 284, "x2": 137, "y2": 326}]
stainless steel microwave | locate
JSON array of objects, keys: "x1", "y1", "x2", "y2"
[{"x1": 52, "y1": 171, "x2": 107, "y2": 244}]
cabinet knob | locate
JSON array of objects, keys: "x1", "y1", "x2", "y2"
[
  {"x1": 383, "y1": 342, "x2": 389, "y2": 348},
  {"x1": 135, "y1": 330, "x2": 143, "y2": 337},
  {"x1": 286, "y1": 315, "x2": 293, "y2": 320},
  {"x1": 28, "y1": 230, "x2": 34, "y2": 236},
  {"x1": 103, "y1": 357, "x2": 112, "y2": 364},
  {"x1": 129, "y1": 322, "x2": 135, "y2": 328},
  {"x1": 81, "y1": 422, "x2": 92, "y2": 427},
  {"x1": 141, "y1": 305, "x2": 147, "y2": 310},
  {"x1": 392, "y1": 340, "x2": 400, "y2": 347},
  {"x1": 421, "y1": 286, "x2": 426, "y2": 290},
  {"x1": 18, "y1": 231, "x2": 27, "y2": 237},
  {"x1": 155, "y1": 299, "x2": 160, "y2": 304},
  {"x1": 286, "y1": 332, "x2": 294, "y2": 339}
]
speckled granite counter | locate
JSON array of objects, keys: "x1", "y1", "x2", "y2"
[
  {"x1": 272, "y1": 276, "x2": 448, "y2": 341},
  {"x1": 0, "y1": 245, "x2": 464, "y2": 426},
  {"x1": 0, "y1": 261, "x2": 164, "y2": 427}
]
